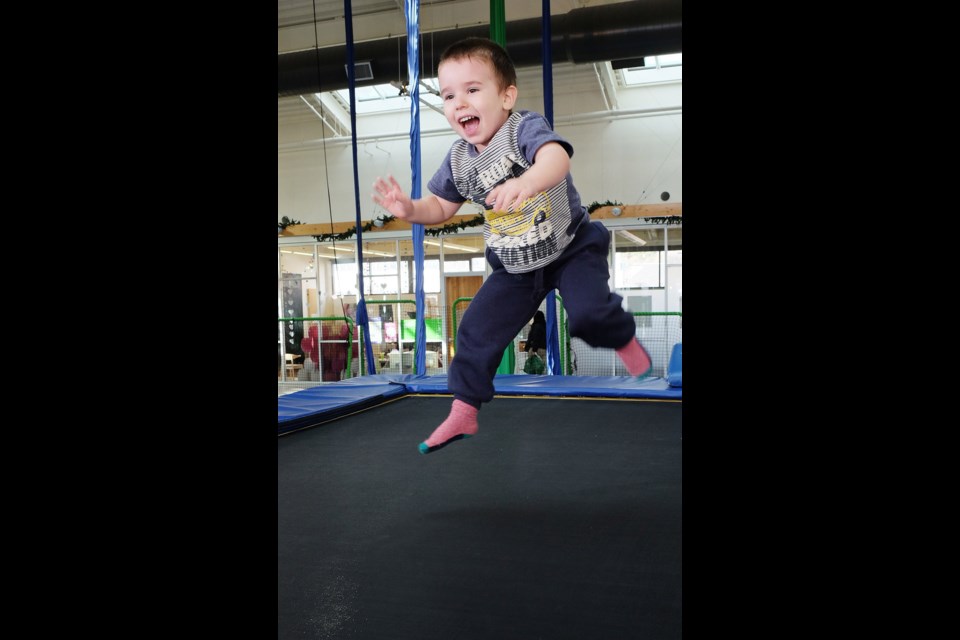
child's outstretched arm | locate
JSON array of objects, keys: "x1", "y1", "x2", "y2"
[
  {"x1": 372, "y1": 175, "x2": 461, "y2": 225},
  {"x1": 487, "y1": 141, "x2": 571, "y2": 213}
]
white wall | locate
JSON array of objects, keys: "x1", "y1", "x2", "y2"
[
  {"x1": 564, "y1": 115, "x2": 682, "y2": 206},
  {"x1": 278, "y1": 108, "x2": 681, "y2": 224}
]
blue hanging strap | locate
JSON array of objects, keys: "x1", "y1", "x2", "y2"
[{"x1": 406, "y1": 0, "x2": 426, "y2": 376}]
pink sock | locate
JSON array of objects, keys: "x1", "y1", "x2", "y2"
[
  {"x1": 616, "y1": 339, "x2": 652, "y2": 377},
  {"x1": 419, "y1": 399, "x2": 479, "y2": 454}
]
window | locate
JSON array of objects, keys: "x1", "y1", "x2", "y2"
[
  {"x1": 332, "y1": 77, "x2": 443, "y2": 115},
  {"x1": 432, "y1": 235, "x2": 485, "y2": 273},
  {"x1": 332, "y1": 262, "x2": 358, "y2": 296},
  {"x1": 616, "y1": 250, "x2": 664, "y2": 289},
  {"x1": 400, "y1": 258, "x2": 441, "y2": 293},
  {"x1": 444, "y1": 260, "x2": 471, "y2": 272},
  {"x1": 625, "y1": 294, "x2": 653, "y2": 328},
  {"x1": 620, "y1": 54, "x2": 682, "y2": 86},
  {"x1": 365, "y1": 259, "x2": 399, "y2": 295}
]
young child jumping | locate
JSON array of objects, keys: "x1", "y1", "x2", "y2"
[{"x1": 372, "y1": 37, "x2": 651, "y2": 454}]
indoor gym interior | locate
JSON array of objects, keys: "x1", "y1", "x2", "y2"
[{"x1": 279, "y1": 1, "x2": 682, "y2": 637}]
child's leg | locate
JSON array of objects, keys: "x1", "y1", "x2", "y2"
[
  {"x1": 446, "y1": 266, "x2": 544, "y2": 404},
  {"x1": 551, "y1": 222, "x2": 651, "y2": 375},
  {"x1": 616, "y1": 338, "x2": 652, "y2": 377},
  {"x1": 421, "y1": 265, "x2": 542, "y2": 453}
]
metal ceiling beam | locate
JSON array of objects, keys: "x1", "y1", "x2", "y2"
[
  {"x1": 593, "y1": 61, "x2": 620, "y2": 112},
  {"x1": 278, "y1": 0, "x2": 681, "y2": 97}
]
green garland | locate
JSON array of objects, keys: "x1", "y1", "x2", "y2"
[
  {"x1": 308, "y1": 213, "x2": 487, "y2": 242},
  {"x1": 587, "y1": 200, "x2": 624, "y2": 213},
  {"x1": 310, "y1": 215, "x2": 396, "y2": 242},
  {"x1": 278, "y1": 216, "x2": 303, "y2": 231},
  {"x1": 424, "y1": 214, "x2": 485, "y2": 236}
]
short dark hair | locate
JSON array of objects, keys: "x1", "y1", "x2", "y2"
[{"x1": 438, "y1": 37, "x2": 517, "y2": 90}]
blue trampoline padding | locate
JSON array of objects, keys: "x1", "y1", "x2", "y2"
[
  {"x1": 278, "y1": 378, "x2": 408, "y2": 435},
  {"x1": 403, "y1": 374, "x2": 681, "y2": 399},
  {"x1": 667, "y1": 343, "x2": 682, "y2": 387},
  {"x1": 279, "y1": 373, "x2": 681, "y2": 433}
]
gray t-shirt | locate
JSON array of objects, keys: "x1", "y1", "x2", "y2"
[{"x1": 428, "y1": 110, "x2": 587, "y2": 273}]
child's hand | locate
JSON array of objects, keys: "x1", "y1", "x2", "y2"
[
  {"x1": 487, "y1": 142, "x2": 568, "y2": 213},
  {"x1": 487, "y1": 177, "x2": 536, "y2": 214},
  {"x1": 372, "y1": 175, "x2": 414, "y2": 219}
]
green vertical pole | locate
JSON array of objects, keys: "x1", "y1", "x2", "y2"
[
  {"x1": 490, "y1": 0, "x2": 506, "y2": 45},
  {"x1": 496, "y1": 342, "x2": 516, "y2": 374},
  {"x1": 490, "y1": 0, "x2": 509, "y2": 374}
]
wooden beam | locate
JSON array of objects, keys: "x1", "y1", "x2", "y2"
[
  {"x1": 278, "y1": 203, "x2": 682, "y2": 238},
  {"x1": 278, "y1": 213, "x2": 484, "y2": 237},
  {"x1": 590, "y1": 203, "x2": 682, "y2": 220}
]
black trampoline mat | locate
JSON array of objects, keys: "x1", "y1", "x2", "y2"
[{"x1": 278, "y1": 396, "x2": 682, "y2": 639}]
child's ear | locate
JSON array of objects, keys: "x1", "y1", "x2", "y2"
[{"x1": 502, "y1": 85, "x2": 518, "y2": 110}]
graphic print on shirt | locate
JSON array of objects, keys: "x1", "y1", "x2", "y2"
[
  {"x1": 476, "y1": 153, "x2": 523, "y2": 191},
  {"x1": 449, "y1": 112, "x2": 575, "y2": 274}
]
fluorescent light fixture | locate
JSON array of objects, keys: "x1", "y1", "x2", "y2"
[
  {"x1": 618, "y1": 230, "x2": 648, "y2": 246},
  {"x1": 424, "y1": 239, "x2": 478, "y2": 252},
  {"x1": 316, "y1": 248, "x2": 394, "y2": 259},
  {"x1": 281, "y1": 250, "x2": 315, "y2": 256}
]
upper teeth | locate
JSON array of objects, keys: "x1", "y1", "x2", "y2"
[{"x1": 459, "y1": 116, "x2": 474, "y2": 123}]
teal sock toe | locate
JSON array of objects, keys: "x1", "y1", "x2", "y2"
[{"x1": 418, "y1": 433, "x2": 471, "y2": 455}]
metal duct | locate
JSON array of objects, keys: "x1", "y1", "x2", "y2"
[{"x1": 278, "y1": 0, "x2": 681, "y2": 97}]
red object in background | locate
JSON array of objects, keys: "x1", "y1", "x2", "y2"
[
  {"x1": 300, "y1": 325, "x2": 320, "y2": 369},
  {"x1": 301, "y1": 323, "x2": 350, "y2": 381}
]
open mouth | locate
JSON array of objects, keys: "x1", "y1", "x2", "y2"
[{"x1": 458, "y1": 115, "x2": 480, "y2": 136}]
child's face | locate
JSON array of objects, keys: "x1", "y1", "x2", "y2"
[{"x1": 438, "y1": 56, "x2": 517, "y2": 152}]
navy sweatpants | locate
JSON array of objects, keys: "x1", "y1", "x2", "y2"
[{"x1": 448, "y1": 221, "x2": 637, "y2": 408}]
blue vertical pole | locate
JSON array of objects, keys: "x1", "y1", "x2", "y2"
[
  {"x1": 405, "y1": 0, "x2": 426, "y2": 376},
  {"x1": 541, "y1": 0, "x2": 561, "y2": 375},
  {"x1": 541, "y1": 0, "x2": 553, "y2": 127}
]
